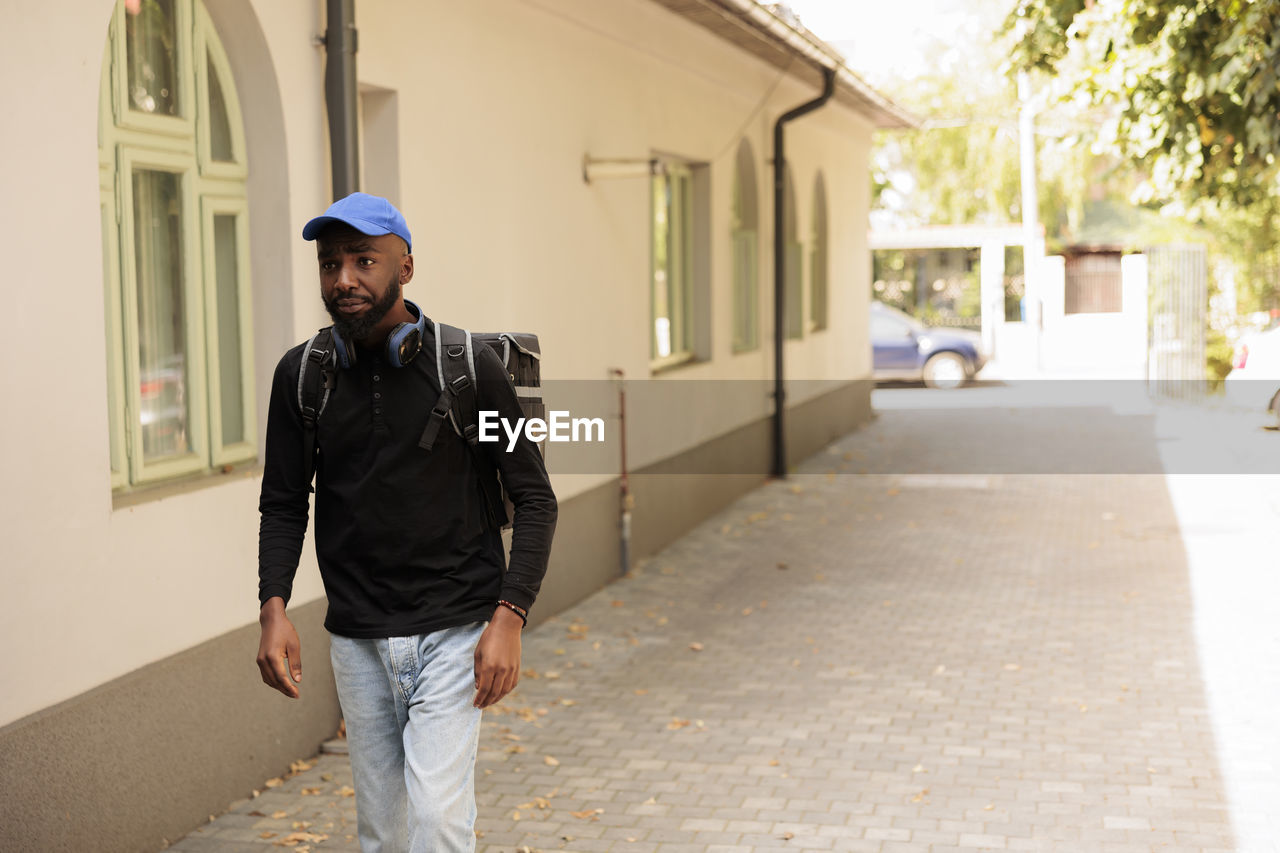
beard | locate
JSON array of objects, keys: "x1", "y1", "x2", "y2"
[{"x1": 323, "y1": 276, "x2": 401, "y2": 344}]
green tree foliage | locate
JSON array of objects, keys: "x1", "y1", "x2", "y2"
[
  {"x1": 873, "y1": 61, "x2": 1091, "y2": 245},
  {"x1": 1006, "y1": 0, "x2": 1280, "y2": 208},
  {"x1": 1005, "y1": 0, "x2": 1280, "y2": 310}
]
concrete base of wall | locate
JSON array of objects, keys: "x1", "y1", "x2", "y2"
[
  {"x1": 0, "y1": 598, "x2": 340, "y2": 853},
  {"x1": 0, "y1": 378, "x2": 871, "y2": 853}
]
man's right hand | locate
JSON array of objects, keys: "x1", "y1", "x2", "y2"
[{"x1": 256, "y1": 597, "x2": 302, "y2": 699}]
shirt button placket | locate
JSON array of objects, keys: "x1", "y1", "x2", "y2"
[{"x1": 371, "y1": 360, "x2": 385, "y2": 424}]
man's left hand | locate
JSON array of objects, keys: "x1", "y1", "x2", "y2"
[{"x1": 473, "y1": 606, "x2": 523, "y2": 708}]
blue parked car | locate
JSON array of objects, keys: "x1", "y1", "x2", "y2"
[{"x1": 870, "y1": 301, "x2": 987, "y2": 389}]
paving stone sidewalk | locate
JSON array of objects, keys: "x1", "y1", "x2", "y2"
[{"x1": 171, "y1": 389, "x2": 1263, "y2": 853}]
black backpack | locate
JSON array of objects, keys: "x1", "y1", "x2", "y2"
[{"x1": 296, "y1": 320, "x2": 543, "y2": 529}]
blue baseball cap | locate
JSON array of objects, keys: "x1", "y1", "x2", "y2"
[{"x1": 302, "y1": 192, "x2": 412, "y2": 253}]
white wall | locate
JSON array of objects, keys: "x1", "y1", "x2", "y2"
[
  {"x1": 0, "y1": 0, "x2": 876, "y2": 727},
  {"x1": 0, "y1": 0, "x2": 330, "y2": 728}
]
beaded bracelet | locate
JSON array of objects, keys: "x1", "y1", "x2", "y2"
[{"x1": 496, "y1": 599, "x2": 528, "y2": 626}]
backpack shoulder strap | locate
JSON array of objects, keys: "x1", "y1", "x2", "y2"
[
  {"x1": 297, "y1": 327, "x2": 337, "y2": 487},
  {"x1": 418, "y1": 321, "x2": 508, "y2": 528},
  {"x1": 418, "y1": 321, "x2": 478, "y2": 450}
]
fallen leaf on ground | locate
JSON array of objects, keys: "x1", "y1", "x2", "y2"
[
  {"x1": 780, "y1": 831, "x2": 795, "y2": 840},
  {"x1": 776, "y1": 562, "x2": 788, "y2": 569},
  {"x1": 1003, "y1": 664, "x2": 1021, "y2": 671},
  {"x1": 611, "y1": 600, "x2": 624, "y2": 608},
  {"x1": 570, "y1": 808, "x2": 604, "y2": 820},
  {"x1": 912, "y1": 764, "x2": 926, "y2": 773},
  {"x1": 264, "y1": 778, "x2": 284, "y2": 788},
  {"x1": 300, "y1": 787, "x2": 323, "y2": 795},
  {"x1": 259, "y1": 832, "x2": 277, "y2": 839},
  {"x1": 689, "y1": 642, "x2": 704, "y2": 652},
  {"x1": 336, "y1": 786, "x2": 355, "y2": 797},
  {"x1": 666, "y1": 718, "x2": 691, "y2": 730},
  {"x1": 544, "y1": 756, "x2": 560, "y2": 766},
  {"x1": 273, "y1": 831, "x2": 327, "y2": 848},
  {"x1": 271, "y1": 811, "x2": 289, "y2": 819},
  {"x1": 633, "y1": 688, "x2": 648, "y2": 695},
  {"x1": 288, "y1": 759, "x2": 314, "y2": 775}
]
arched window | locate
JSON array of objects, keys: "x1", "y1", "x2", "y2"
[
  {"x1": 783, "y1": 164, "x2": 803, "y2": 340},
  {"x1": 810, "y1": 171, "x2": 829, "y2": 331},
  {"x1": 731, "y1": 139, "x2": 759, "y2": 353},
  {"x1": 100, "y1": 0, "x2": 254, "y2": 489}
]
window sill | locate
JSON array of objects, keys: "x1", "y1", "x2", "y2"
[
  {"x1": 649, "y1": 353, "x2": 699, "y2": 375},
  {"x1": 112, "y1": 459, "x2": 262, "y2": 510}
]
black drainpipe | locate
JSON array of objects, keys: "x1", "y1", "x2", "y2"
[
  {"x1": 772, "y1": 66, "x2": 835, "y2": 478},
  {"x1": 324, "y1": 0, "x2": 359, "y2": 199}
]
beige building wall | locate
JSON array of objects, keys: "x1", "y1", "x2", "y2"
[{"x1": 0, "y1": 0, "x2": 880, "y2": 847}]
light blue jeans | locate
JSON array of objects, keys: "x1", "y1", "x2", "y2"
[{"x1": 329, "y1": 622, "x2": 486, "y2": 853}]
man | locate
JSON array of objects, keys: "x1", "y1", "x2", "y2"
[{"x1": 255, "y1": 191, "x2": 557, "y2": 852}]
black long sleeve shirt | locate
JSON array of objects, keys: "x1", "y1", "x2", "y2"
[{"x1": 257, "y1": 321, "x2": 557, "y2": 639}]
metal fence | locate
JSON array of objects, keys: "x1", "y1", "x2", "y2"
[{"x1": 1147, "y1": 244, "x2": 1208, "y2": 400}]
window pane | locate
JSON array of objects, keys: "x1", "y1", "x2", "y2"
[
  {"x1": 733, "y1": 230, "x2": 757, "y2": 351},
  {"x1": 132, "y1": 169, "x2": 190, "y2": 460},
  {"x1": 652, "y1": 174, "x2": 671, "y2": 359},
  {"x1": 213, "y1": 214, "x2": 244, "y2": 444},
  {"x1": 207, "y1": 53, "x2": 234, "y2": 162},
  {"x1": 125, "y1": 0, "x2": 180, "y2": 116},
  {"x1": 811, "y1": 176, "x2": 828, "y2": 331},
  {"x1": 786, "y1": 243, "x2": 803, "y2": 339}
]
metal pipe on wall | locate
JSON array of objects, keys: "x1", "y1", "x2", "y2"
[
  {"x1": 771, "y1": 67, "x2": 835, "y2": 478},
  {"x1": 325, "y1": 0, "x2": 359, "y2": 200}
]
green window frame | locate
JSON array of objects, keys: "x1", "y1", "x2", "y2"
[
  {"x1": 100, "y1": 0, "x2": 255, "y2": 490},
  {"x1": 731, "y1": 139, "x2": 759, "y2": 353},
  {"x1": 651, "y1": 163, "x2": 696, "y2": 368}
]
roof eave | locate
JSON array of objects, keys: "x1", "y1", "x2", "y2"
[{"x1": 648, "y1": 0, "x2": 918, "y2": 130}]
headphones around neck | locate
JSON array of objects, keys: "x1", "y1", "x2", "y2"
[{"x1": 332, "y1": 299, "x2": 425, "y2": 369}]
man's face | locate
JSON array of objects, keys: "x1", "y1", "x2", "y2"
[{"x1": 316, "y1": 225, "x2": 414, "y2": 344}]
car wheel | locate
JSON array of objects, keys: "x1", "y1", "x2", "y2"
[{"x1": 922, "y1": 352, "x2": 970, "y2": 389}]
